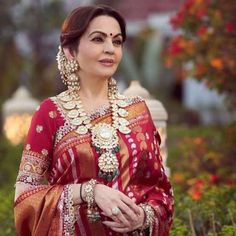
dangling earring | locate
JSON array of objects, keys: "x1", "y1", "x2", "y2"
[
  {"x1": 108, "y1": 77, "x2": 118, "y2": 99},
  {"x1": 56, "y1": 45, "x2": 80, "y2": 92}
]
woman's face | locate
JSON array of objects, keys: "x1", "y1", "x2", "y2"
[{"x1": 75, "y1": 15, "x2": 123, "y2": 80}]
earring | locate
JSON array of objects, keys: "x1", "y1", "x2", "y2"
[
  {"x1": 108, "y1": 77, "x2": 118, "y2": 98},
  {"x1": 56, "y1": 45, "x2": 80, "y2": 92}
]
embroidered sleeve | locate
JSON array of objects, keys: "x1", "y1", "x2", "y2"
[{"x1": 16, "y1": 99, "x2": 57, "y2": 186}]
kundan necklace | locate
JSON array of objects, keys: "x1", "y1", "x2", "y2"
[{"x1": 57, "y1": 83, "x2": 131, "y2": 181}]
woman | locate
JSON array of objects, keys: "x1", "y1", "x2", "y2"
[{"x1": 14, "y1": 5, "x2": 174, "y2": 236}]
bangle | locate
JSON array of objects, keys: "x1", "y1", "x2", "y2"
[
  {"x1": 80, "y1": 183, "x2": 84, "y2": 202},
  {"x1": 84, "y1": 179, "x2": 101, "y2": 222},
  {"x1": 139, "y1": 203, "x2": 155, "y2": 231}
]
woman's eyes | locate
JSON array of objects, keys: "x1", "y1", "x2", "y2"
[
  {"x1": 91, "y1": 37, "x2": 123, "y2": 46},
  {"x1": 113, "y1": 39, "x2": 123, "y2": 46},
  {"x1": 92, "y1": 37, "x2": 104, "y2": 43}
]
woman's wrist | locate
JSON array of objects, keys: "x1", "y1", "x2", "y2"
[
  {"x1": 83, "y1": 179, "x2": 101, "y2": 222},
  {"x1": 71, "y1": 183, "x2": 84, "y2": 205},
  {"x1": 138, "y1": 203, "x2": 155, "y2": 231}
]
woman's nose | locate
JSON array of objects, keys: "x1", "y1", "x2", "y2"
[{"x1": 103, "y1": 40, "x2": 115, "y2": 54}]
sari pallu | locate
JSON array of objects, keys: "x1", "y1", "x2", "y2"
[{"x1": 14, "y1": 95, "x2": 174, "y2": 236}]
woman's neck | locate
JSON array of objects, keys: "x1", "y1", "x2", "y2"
[{"x1": 78, "y1": 76, "x2": 109, "y2": 101}]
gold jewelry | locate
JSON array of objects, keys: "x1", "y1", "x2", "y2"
[
  {"x1": 139, "y1": 203, "x2": 155, "y2": 230},
  {"x1": 57, "y1": 80, "x2": 131, "y2": 181},
  {"x1": 108, "y1": 77, "x2": 118, "y2": 99},
  {"x1": 84, "y1": 179, "x2": 100, "y2": 222},
  {"x1": 56, "y1": 45, "x2": 80, "y2": 92}
]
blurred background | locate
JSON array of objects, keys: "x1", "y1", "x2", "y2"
[{"x1": 0, "y1": 0, "x2": 235, "y2": 235}]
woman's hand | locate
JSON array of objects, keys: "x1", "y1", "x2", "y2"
[
  {"x1": 93, "y1": 184, "x2": 141, "y2": 230},
  {"x1": 102, "y1": 206, "x2": 145, "y2": 233}
]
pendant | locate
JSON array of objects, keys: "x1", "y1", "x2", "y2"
[
  {"x1": 98, "y1": 151, "x2": 119, "y2": 173},
  {"x1": 91, "y1": 123, "x2": 119, "y2": 149},
  {"x1": 57, "y1": 89, "x2": 132, "y2": 182}
]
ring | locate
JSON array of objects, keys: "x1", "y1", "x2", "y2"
[{"x1": 111, "y1": 206, "x2": 120, "y2": 216}]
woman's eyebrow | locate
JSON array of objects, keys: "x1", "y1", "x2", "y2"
[{"x1": 88, "y1": 31, "x2": 122, "y2": 38}]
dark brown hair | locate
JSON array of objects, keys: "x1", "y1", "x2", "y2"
[{"x1": 60, "y1": 5, "x2": 126, "y2": 52}]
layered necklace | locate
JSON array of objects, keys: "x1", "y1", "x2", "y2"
[{"x1": 57, "y1": 83, "x2": 131, "y2": 181}]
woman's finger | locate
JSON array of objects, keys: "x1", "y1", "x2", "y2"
[
  {"x1": 111, "y1": 227, "x2": 130, "y2": 233},
  {"x1": 102, "y1": 221, "x2": 123, "y2": 228},
  {"x1": 117, "y1": 201, "x2": 137, "y2": 221},
  {"x1": 103, "y1": 221, "x2": 130, "y2": 233},
  {"x1": 110, "y1": 208, "x2": 130, "y2": 227},
  {"x1": 121, "y1": 195, "x2": 140, "y2": 215}
]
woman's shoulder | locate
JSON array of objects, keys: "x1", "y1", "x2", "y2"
[
  {"x1": 36, "y1": 97, "x2": 57, "y2": 112},
  {"x1": 32, "y1": 96, "x2": 60, "y2": 121}
]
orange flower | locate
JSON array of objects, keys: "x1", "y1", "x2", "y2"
[
  {"x1": 211, "y1": 58, "x2": 223, "y2": 70},
  {"x1": 195, "y1": 0, "x2": 203, "y2": 4},
  {"x1": 186, "y1": 40, "x2": 195, "y2": 55},
  {"x1": 169, "y1": 36, "x2": 186, "y2": 56},
  {"x1": 172, "y1": 172, "x2": 185, "y2": 184},
  {"x1": 190, "y1": 190, "x2": 202, "y2": 200},
  {"x1": 193, "y1": 137, "x2": 203, "y2": 145}
]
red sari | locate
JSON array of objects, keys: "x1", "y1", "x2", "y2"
[{"x1": 14, "y1": 93, "x2": 174, "y2": 235}]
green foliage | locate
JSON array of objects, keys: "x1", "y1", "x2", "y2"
[
  {"x1": 0, "y1": 190, "x2": 16, "y2": 236},
  {"x1": 168, "y1": 124, "x2": 236, "y2": 235},
  {"x1": 170, "y1": 218, "x2": 189, "y2": 236},
  {"x1": 0, "y1": 137, "x2": 22, "y2": 188},
  {"x1": 219, "y1": 225, "x2": 236, "y2": 236},
  {"x1": 0, "y1": 136, "x2": 21, "y2": 235}
]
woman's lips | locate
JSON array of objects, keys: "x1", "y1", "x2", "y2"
[{"x1": 99, "y1": 59, "x2": 115, "y2": 66}]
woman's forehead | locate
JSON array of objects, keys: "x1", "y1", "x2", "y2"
[{"x1": 85, "y1": 15, "x2": 121, "y2": 36}]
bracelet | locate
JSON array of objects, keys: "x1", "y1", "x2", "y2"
[
  {"x1": 139, "y1": 203, "x2": 155, "y2": 231},
  {"x1": 80, "y1": 183, "x2": 84, "y2": 202},
  {"x1": 84, "y1": 179, "x2": 101, "y2": 222}
]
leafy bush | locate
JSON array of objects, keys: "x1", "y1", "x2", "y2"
[
  {"x1": 0, "y1": 136, "x2": 21, "y2": 235},
  {"x1": 0, "y1": 137, "x2": 22, "y2": 188},
  {"x1": 0, "y1": 190, "x2": 16, "y2": 236},
  {"x1": 165, "y1": 0, "x2": 236, "y2": 106},
  {"x1": 168, "y1": 123, "x2": 236, "y2": 235}
]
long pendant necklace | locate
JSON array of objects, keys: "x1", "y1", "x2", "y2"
[{"x1": 57, "y1": 88, "x2": 131, "y2": 181}]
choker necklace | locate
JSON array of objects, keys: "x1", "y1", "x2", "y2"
[{"x1": 57, "y1": 86, "x2": 131, "y2": 181}]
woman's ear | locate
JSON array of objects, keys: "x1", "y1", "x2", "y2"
[{"x1": 63, "y1": 47, "x2": 76, "y2": 60}]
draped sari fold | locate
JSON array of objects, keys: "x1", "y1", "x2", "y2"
[{"x1": 14, "y1": 185, "x2": 63, "y2": 236}]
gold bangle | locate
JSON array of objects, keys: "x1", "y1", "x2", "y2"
[
  {"x1": 139, "y1": 203, "x2": 155, "y2": 230},
  {"x1": 84, "y1": 179, "x2": 101, "y2": 222}
]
